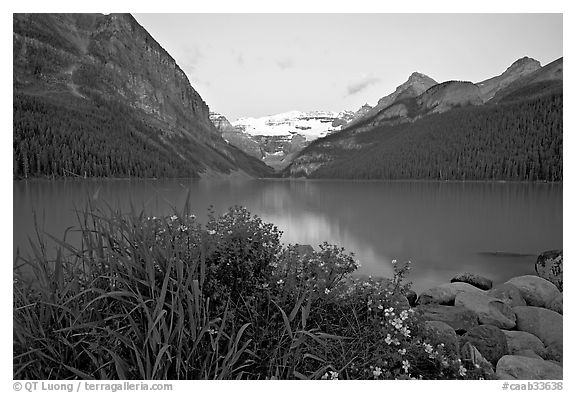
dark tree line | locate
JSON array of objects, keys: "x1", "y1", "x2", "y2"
[
  {"x1": 308, "y1": 91, "x2": 562, "y2": 181},
  {"x1": 13, "y1": 94, "x2": 201, "y2": 179}
]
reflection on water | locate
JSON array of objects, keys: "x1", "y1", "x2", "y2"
[{"x1": 13, "y1": 179, "x2": 562, "y2": 293}]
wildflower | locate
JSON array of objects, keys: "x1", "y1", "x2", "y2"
[
  {"x1": 329, "y1": 371, "x2": 338, "y2": 380},
  {"x1": 401, "y1": 327, "x2": 411, "y2": 337},
  {"x1": 378, "y1": 304, "x2": 383, "y2": 310},
  {"x1": 384, "y1": 334, "x2": 393, "y2": 345},
  {"x1": 398, "y1": 348, "x2": 406, "y2": 355},
  {"x1": 402, "y1": 360, "x2": 410, "y2": 373},
  {"x1": 178, "y1": 225, "x2": 188, "y2": 232},
  {"x1": 423, "y1": 343, "x2": 433, "y2": 354},
  {"x1": 170, "y1": 215, "x2": 178, "y2": 221},
  {"x1": 458, "y1": 365, "x2": 467, "y2": 377},
  {"x1": 392, "y1": 259, "x2": 397, "y2": 265},
  {"x1": 189, "y1": 214, "x2": 196, "y2": 219},
  {"x1": 324, "y1": 288, "x2": 331, "y2": 295},
  {"x1": 277, "y1": 279, "x2": 284, "y2": 285},
  {"x1": 208, "y1": 229, "x2": 216, "y2": 235},
  {"x1": 207, "y1": 328, "x2": 216, "y2": 335},
  {"x1": 372, "y1": 367, "x2": 382, "y2": 378}
]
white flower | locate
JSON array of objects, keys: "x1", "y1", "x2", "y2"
[
  {"x1": 423, "y1": 343, "x2": 433, "y2": 354},
  {"x1": 329, "y1": 371, "x2": 338, "y2": 380},
  {"x1": 458, "y1": 365, "x2": 467, "y2": 376},
  {"x1": 277, "y1": 279, "x2": 284, "y2": 285},
  {"x1": 384, "y1": 334, "x2": 393, "y2": 345},
  {"x1": 402, "y1": 360, "x2": 410, "y2": 373},
  {"x1": 208, "y1": 229, "x2": 216, "y2": 235},
  {"x1": 398, "y1": 348, "x2": 406, "y2": 355},
  {"x1": 170, "y1": 215, "x2": 178, "y2": 221},
  {"x1": 372, "y1": 367, "x2": 382, "y2": 378},
  {"x1": 324, "y1": 288, "x2": 331, "y2": 295}
]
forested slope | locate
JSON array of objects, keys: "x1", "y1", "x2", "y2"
[{"x1": 289, "y1": 90, "x2": 562, "y2": 181}]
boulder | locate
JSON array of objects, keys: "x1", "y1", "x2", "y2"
[
  {"x1": 417, "y1": 282, "x2": 485, "y2": 305},
  {"x1": 451, "y1": 272, "x2": 493, "y2": 290},
  {"x1": 502, "y1": 330, "x2": 546, "y2": 357},
  {"x1": 455, "y1": 291, "x2": 516, "y2": 329},
  {"x1": 546, "y1": 293, "x2": 563, "y2": 314},
  {"x1": 513, "y1": 306, "x2": 562, "y2": 357},
  {"x1": 461, "y1": 325, "x2": 508, "y2": 365},
  {"x1": 416, "y1": 304, "x2": 479, "y2": 334},
  {"x1": 404, "y1": 289, "x2": 417, "y2": 306},
  {"x1": 487, "y1": 283, "x2": 527, "y2": 307},
  {"x1": 544, "y1": 345, "x2": 563, "y2": 364},
  {"x1": 506, "y1": 275, "x2": 561, "y2": 307},
  {"x1": 535, "y1": 250, "x2": 562, "y2": 291},
  {"x1": 515, "y1": 350, "x2": 543, "y2": 360},
  {"x1": 460, "y1": 342, "x2": 495, "y2": 379},
  {"x1": 424, "y1": 320, "x2": 459, "y2": 353},
  {"x1": 496, "y1": 355, "x2": 562, "y2": 380}
]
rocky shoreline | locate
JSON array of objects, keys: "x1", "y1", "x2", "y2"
[{"x1": 407, "y1": 250, "x2": 563, "y2": 380}]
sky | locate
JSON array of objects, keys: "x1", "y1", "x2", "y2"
[{"x1": 133, "y1": 14, "x2": 562, "y2": 121}]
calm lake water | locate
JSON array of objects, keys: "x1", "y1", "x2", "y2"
[{"x1": 13, "y1": 179, "x2": 562, "y2": 293}]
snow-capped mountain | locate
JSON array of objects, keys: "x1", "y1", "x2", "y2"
[{"x1": 232, "y1": 110, "x2": 353, "y2": 141}]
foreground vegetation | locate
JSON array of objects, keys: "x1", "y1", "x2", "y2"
[{"x1": 14, "y1": 204, "x2": 488, "y2": 380}]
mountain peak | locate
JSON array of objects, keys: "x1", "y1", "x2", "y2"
[
  {"x1": 508, "y1": 56, "x2": 541, "y2": 70},
  {"x1": 409, "y1": 71, "x2": 431, "y2": 80}
]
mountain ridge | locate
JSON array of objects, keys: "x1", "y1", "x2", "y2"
[
  {"x1": 284, "y1": 57, "x2": 563, "y2": 180},
  {"x1": 13, "y1": 13, "x2": 272, "y2": 179}
]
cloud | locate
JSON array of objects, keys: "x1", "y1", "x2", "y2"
[
  {"x1": 347, "y1": 76, "x2": 380, "y2": 95},
  {"x1": 276, "y1": 58, "x2": 294, "y2": 70}
]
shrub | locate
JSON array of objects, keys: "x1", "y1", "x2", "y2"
[{"x1": 14, "y1": 204, "x2": 486, "y2": 380}]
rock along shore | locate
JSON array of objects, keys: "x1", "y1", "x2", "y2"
[{"x1": 411, "y1": 250, "x2": 563, "y2": 380}]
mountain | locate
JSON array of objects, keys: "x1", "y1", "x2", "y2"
[
  {"x1": 477, "y1": 57, "x2": 541, "y2": 102},
  {"x1": 215, "y1": 110, "x2": 353, "y2": 170},
  {"x1": 13, "y1": 13, "x2": 272, "y2": 179},
  {"x1": 285, "y1": 57, "x2": 562, "y2": 181},
  {"x1": 209, "y1": 112, "x2": 264, "y2": 159},
  {"x1": 345, "y1": 72, "x2": 437, "y2": 131},
  {"x1": 232, "y1": 110, "x2": 351, "y2": 141},
  {"x1": 491, "y1": 57, "x2": 563, "y2": 103}
]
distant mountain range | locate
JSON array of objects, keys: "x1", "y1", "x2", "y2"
[
  {"x1": 13, "y1": 13, "x2": 272, "y2": 179},
  {"x1": 284, "y1": 57, "x2": 562, "y2": 180},
  {"x1": 13, "y1": 13, "x2": 562, "y2": 182},
  {"x1": 209, "y1": 110, "x2": 354, "y2": 170}
]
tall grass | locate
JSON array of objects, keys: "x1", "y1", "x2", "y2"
[{"x1": 14, "y1": 202, "x2": 485, "y2": 380}]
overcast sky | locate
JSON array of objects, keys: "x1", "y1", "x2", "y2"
[{"x1": 133, "y1": 13, "x2": 562, "y2": 121}]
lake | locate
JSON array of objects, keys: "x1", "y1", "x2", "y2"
[{"x1": 13, "y1": 179, "x2": 562, "y2": 293}]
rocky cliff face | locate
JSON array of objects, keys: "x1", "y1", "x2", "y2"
[
  {"x1": 346, "y1": 72, "x2": 437, "y2": 129},
  {"x1": 477, "y1": 57, "x2": 541, "y2": 102},
  {"x1": 13, "y1": 13, "x2": 271, "y2": 177},
  {"x1": 209, "y1": 112, "x2": 264, "y2": 159},
  {"x1": 491, "y1": 58, "x2": 563, "y2": 103},
  {"x1": 417, "y1": 81, "x2": 483, "y2": 114}
]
